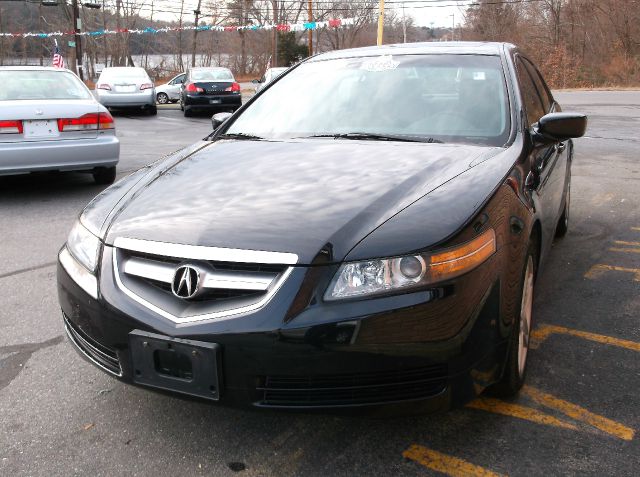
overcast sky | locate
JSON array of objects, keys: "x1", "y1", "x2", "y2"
[
  {"x1": 389, "y1": 1, "x2": 471, "y2": 28},
  {"x1": 148, "y1": 1, "x2": 472, "y2": 29}
]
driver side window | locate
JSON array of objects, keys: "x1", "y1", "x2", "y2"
[{"x1": 516, "y1": 57, "x2": 545, "y2": 127}]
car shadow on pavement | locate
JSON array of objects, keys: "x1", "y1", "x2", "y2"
[{"x1": 0, "y1": 172, "x2": 106, "y2": 200}]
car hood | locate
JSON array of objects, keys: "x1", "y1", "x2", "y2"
[{"x1": 104, "y1": 139, "x2": 502, "y2": 264}]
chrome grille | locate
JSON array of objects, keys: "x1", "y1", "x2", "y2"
[{"x1": 112, "y1": 237, "x2": 297, "y2": 324}]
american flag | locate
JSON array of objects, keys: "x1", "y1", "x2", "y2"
[{"x1": 52, "y1": 45, "x2": 65, "y2": 69}]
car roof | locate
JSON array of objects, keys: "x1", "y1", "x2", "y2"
[
  {"x1": 312, "y1": 41, "x2": 513, "y2": 61},
  {"x1": 191, "y1": 67, "x2": 231, "y2": 71},
  {"x1": 0, "y1": 66, "x2": 76, "y2": 72},
  {"x1": 101, "y1": 66, "x2": 146, "y2": 71}
]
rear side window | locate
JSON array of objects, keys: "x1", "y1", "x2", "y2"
[
  {"x1": 0, "y1": 70, "x2": 92, "y2": 101},
  {"x1": 515, "y1": 57, "x2": 545, "y2": 126}
]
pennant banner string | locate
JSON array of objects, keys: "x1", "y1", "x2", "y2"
[{"x1": 0, "y1": 17, "x2": 355, "y2": 38}]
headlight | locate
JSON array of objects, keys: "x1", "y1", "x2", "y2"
[
  {"x1": 66, "y1": 220, "x2": 101, "y2": 272},
  {"x1": 325, "y1": 229, "x2": 496, "y2": 300}
]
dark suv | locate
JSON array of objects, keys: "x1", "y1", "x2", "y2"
[{"x1": 180, "y1": 67, "x2": 242, "y2": 117}]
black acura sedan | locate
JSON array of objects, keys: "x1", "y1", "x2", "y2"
[
  {"x1": 179, "y1": 67, "x2": 242, "y2": 117},
  {"x1": 57, "y1": 42, "x2": 586, "y2": 413}
]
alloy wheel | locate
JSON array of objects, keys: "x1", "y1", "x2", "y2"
[
  {"x1": 157, "y1": 93, "x2": 169, "y2": 104},
  {"x1": 518, "y1": 255, "x2": 534, "y2": 377}
]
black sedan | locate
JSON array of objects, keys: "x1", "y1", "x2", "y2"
[
  {"x1": 179, "y1": 67, "x2": 242, "y2": 117},
  {"x1": 57, "y1": 42, "x2": 586, "y2": 413}
]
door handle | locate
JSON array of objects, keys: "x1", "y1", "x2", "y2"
[{"x1": 555, "y1": 142, "x2": 566, "y2": 153}]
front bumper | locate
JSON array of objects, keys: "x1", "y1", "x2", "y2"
[
  {"x1": 0, "y1": 135, "x2": 119, "y2": 175},
  {"x1": 57, "y1": 244, "x2": 511, "y2": 414}
]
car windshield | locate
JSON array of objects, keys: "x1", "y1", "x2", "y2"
[
  {"x1": 191, "y1": 69, "x2": 234, "y2": 81},
  {"x1": 0, "y1": 70, "x2": 92, "y2": 101},
  {"x1": 226, "y1": 54, "x2": 511, "y2": 146}
]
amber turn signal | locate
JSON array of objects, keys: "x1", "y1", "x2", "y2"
[{"x1": 425, "y1": 228, "x2": 496, "y2": 283}]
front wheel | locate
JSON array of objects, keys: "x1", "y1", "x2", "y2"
[
  {"x1": 156, "y1": 92, "x2": 169, "y2": 104},
  {"x1": 555, "y1": 181, "x2": 570, "y2": 238},
  {"x1": 487, "y1": 242, "x2": 537, "y2": 397},
  {"x1": 92, "y1": 166, "x2": 116, "y2": 185}
]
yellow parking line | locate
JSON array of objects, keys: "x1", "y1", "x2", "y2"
[
  {"x1": 609, "y1": 247, "x2": 640, "y2": 254},
  {"x1": 522, "y1": 386, "x2": 635, "y2": 441},
  {"x1": 632, "y1": 227, "x2": 640, "y2": 231},
  {"x1": 614, "y1": 240, "x2": 640, "y2": 247},
  {"x1": 584, "y1": 264, "x2": 640, "y2": 281},
  {"x1": 467, "y1": 397, "x2": 577, "y2": 430},
  {"x1": 403, "y1": 444, "x2": 506, "y2": 477},
  {"x1": 530, "y1": 324, "x2": 640, "y2": 352}
]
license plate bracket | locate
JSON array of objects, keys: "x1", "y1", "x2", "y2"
[
  {"x1": 115, "y1": 85, "x2": 136, "y2": 93},
  {"x1": 209, "y1": 99, "x2": 222, "y2": 104},
  {"x1": 129, "y1": 330, "x2": 221, "y2": 400},
  {"x1": 24, "y1": 120, "x2": 58, "y2": 139}
]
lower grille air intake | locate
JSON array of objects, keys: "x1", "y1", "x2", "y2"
[
  {"x1": 256, "y1": 365, "x2": 447, "y2": 407},
  {"x1": 63, "y1": 314, "x2": 122, "y2": 376}
]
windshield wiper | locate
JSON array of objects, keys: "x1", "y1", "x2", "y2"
[
  {"x1": 216, "y1": 132, "x2": 264, "y2": 141},
  {"x1": 303, "y1": 133, "x2": 443, "y2": 143}
]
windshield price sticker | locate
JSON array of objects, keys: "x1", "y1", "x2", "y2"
[{"x1": 361, "y1": 55, "x2": 400, "y2": 72}]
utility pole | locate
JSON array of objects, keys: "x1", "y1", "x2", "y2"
[
  {"x1": 376, "y1": 0, "x2": 385, "y2": 46},
  {"x1": 451, "y1": 13, "x2": 455, "y2": 41},
  {"x1": 39, "y1": 2, "x2": 44, "y2": 65},
  {"x1": 191, "y1": 0, "x2": 202, "y2": 67},
  {"x1": 72, "y1": 0, "x2": 83, "y2": 79},
  {"x1": 307, "y1": 0, "x2": 313, "y2": 56},
  {"x1": 401, "y1": 1, "x2": 406, "y2": 44}
]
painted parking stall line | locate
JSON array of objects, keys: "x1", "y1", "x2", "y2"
[
  {"x1": 466, "y1": 397, "x2": 578, "y2": 430},
  {"x1": 522, "y1": 386, "x2": 635, "y2": 441},
  {"x1": 530, "y1": 324, "x2": 640, "y2": 352},
  {"x1": 403, "y1": 445, "x2": 506, "y2": 477},
  {"x1": 584, "y1": 226, "x2": 640, "y2": 280},
  {"x1": 585, "y1": 264, "x2": 640, "y2": 282}
]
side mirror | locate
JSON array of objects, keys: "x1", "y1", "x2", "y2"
[
  {"x1": 211, "y1": 112, "x2": 233, "y2": 130},
  {"x1": 251, "y1": 79, "x2": 260, "y2": 84},
  {"x1": 533, "y1": 112, "x2": 587, "y2": 143}
]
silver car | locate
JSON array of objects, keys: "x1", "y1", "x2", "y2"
[
  {"x1": 0, "y1": 66, "x2": 119, "y2": 184},
  {"x1": 95, "y1": 67, "x2": 156, "y2": 115},
  {"x1": 155, "y1": 72, "x2": 185, "y2": 104},
  {"x1": 253, "y1": 67, "x2": 287, "y2": 93}
]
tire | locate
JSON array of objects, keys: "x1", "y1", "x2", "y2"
[
  {"x1": 156, "y1": 92, "x2": 169, "y2": 104},
  {"x1": 92, "y1": 166, "x2": 116, "y2": 185},
  {"x1": 180, "y1": 100, "x2": 184, "y2": 111},
  {"x1": 487, "y1": 239, "x2": 537, "y2": 397},
  {"x1": 147, "y1": 105, "x2": 157, "y2": 116},
  {"x1": 184, "y1": 106, "x2": 193, "y2": 117},
  {"x1": 555, "y1": 179, "x2": 570, "y2": 238}
]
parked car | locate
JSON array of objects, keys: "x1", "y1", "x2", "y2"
[
  {"x1": 179, "y1": 67, "x2": 242, "y2": 117},
  {"x1": 95, "y1": 66, "x2": 156, "y2": 115},
  {"x1": 253, "y1": 67, "x2": 287, "y2": 93},
  {"x1": 58, "y1": 42, "x2": 586, "y2": 412},
  {"x1": 0, "y1": 66, "x2": 119, "y2": 184},
  {"x1": 155, "y1": 73, "x2": 185, "y2": 104}
]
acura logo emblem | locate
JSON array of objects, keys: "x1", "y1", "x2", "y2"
[
  {"x1": 171, "y1": 266, "x2": 200, "y2": 299},
  {"x1": 35, "y1": 109, "x2": 43, "y2": 116}
]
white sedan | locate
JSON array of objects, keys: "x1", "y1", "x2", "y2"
[
  {"x1": 0, "y1": 66, "x2": 119, "y2": 184},
  {"x1": 155, "y1": 72, "x2": 186, "y2": 104}
]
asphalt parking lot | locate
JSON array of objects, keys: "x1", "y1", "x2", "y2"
[{"x1": 1, "y1": 91, "x2": 639, "y2": 476}]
